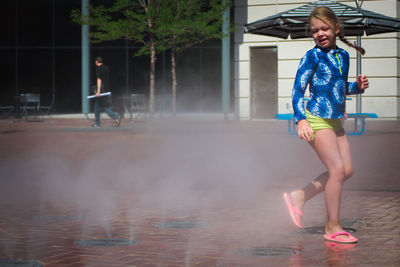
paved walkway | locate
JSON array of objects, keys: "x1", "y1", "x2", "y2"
[{"x1": 0, "y1": 117, "x2": 399, "y2": 266}]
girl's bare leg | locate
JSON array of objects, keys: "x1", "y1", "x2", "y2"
[
  {"x1": 290, "y1": 171, "x2": 329, "y2": 212},
  {"x1": 290, "y1": 129, "x2": 354, "y2": 238}
]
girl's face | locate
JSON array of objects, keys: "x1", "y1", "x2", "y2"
[{"x1": 310, "y1": 17, "x2": 339, "y2": 50}]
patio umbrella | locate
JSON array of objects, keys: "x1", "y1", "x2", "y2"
[
  {"x1": 244, "y1": 0, "x2": 400, "y2": 126},
  {"x1": 244, "y1": 0, "x2": 400, "y2": 39}
]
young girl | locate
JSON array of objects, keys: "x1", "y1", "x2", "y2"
[{"x1": 284, "y1": 7, "x2": 369, "y2": 243}]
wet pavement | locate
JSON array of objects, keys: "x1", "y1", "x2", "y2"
[{"x1": 0, "y1": 116, "x2": 399, "y2": 266}]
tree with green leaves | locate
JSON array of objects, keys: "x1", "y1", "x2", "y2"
[
  {"x1": 72, "y1": 0, "x2": 232, "y2": 117},
  {"x1": 157, "y1": 0, "x2": 231, "y2": 115},
  {"x1": 71, "y1": 0, "x2": 164, "y2": 117}
]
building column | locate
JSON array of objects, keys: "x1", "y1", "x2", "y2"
[
  {"x1": 222, "y1": 1, "x2": 230, "y2": 119},
  {"x1": 81, "y1": 0, "x2": 90, "y2": 118}
]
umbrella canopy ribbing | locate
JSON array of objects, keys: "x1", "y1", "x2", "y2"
[{"x1": 244, "y1": 0, "x2": 400, "y2": 39}]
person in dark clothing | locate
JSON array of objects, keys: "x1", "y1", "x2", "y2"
[{"x1": 92, "y1": 57, "x2": 121, "y2": 127}]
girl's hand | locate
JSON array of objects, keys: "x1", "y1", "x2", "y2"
[
  {"x1": 297, "y1": 119, "x2": 314, "y2": 142},
  {"x1": 357, "y1": 75, "x2": 369, "y2": 91}
]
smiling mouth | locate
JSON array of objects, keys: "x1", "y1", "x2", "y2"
[{"x1": 319, "y1": 39, "x2": 328, "y2": 45}]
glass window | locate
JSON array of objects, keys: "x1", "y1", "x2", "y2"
[
  {"x1": 128, "y1": 48, "x2": 150, "y2": 96},
  {"x1": 176, "y1": 47, "x2": 202, "y2": 112},
  {"x1": 55, "y1": 49, "x2": 81, "y2": 113},
  {"x1": 201, "y1": 47, "x2": 222, "y2": 112},
  {"x1": 0, "y1": 50, "x2": 16, "y2": 105},
  {"x1": 18, "y1": 0, "x2": 53, "y2": 46},
  {"x1": 17, "y1": 49, "x2": 53, "y2": 109},
  {"x1": 1, "y1": 1, "x2": 16, "y2": 47},
  {"x1": 55, "y1": 0, "x2": 81, "y2": 46},
  {"x1": 155, "y1": 50, "x2": 172, "y2": 96}
]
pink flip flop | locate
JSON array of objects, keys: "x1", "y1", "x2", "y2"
[
  {"x1": 324, "y1": 231, "x2": 358, "y2": 243},
  {"x1": 283, "y1": 192, "x2": 303, "y2": 228}
]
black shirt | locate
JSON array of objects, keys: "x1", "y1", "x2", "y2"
[{"x1": 96, "y1": 64, "x2": 110, "y2": 92}]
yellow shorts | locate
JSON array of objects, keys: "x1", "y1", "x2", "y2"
[{"x1": 305, "y1": 110, "x2": 343, "y2": 140}]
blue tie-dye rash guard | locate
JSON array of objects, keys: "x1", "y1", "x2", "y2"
[{"x1": 292, "y1": 45, "x2": 363, "y2": 123}]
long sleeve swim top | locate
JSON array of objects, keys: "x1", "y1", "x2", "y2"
[{"x1": 292, "y1": 45, "x2": 364, "y2": 123}]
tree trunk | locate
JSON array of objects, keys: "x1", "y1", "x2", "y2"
[
  {"x1": 149, "y1": 35, "x2": 156, "y2": 118},
  {"x1": 171, "y1": 48, "x2": 177, "y2": 116},
  {"x1": 143, "y1": 1, "x2": 157, "y2": 118}
]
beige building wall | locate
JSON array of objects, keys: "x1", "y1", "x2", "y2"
[{"x1": 234, "y1": 0, "x2": 400, "y2": 120}]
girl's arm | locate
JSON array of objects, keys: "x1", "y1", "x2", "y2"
[
  {"x1": 292, "y1": 50, "x2": 318, "y2": 141},
  {"x1": 292, "y1": 50, "x2": 318, "y2": 122},
  {"x1": 356, "y1": 75, "x2": 369, "y2": 91},
  {"x1": 346, "y1": 78, "x2": 367, "y2": 95},
  {"x1": 297, "y1": 119, "x2": 314, "y2": 141}
]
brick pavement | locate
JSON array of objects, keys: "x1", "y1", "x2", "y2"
[{"x1": 0, "y1": 117, "x2": 399, "y2": 266}]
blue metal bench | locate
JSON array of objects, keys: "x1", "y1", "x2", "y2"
[
  {"x1": 274, "y1": 112, "x2": 378, "y2": 136},
  {"x1": 274, "y1": 113, "x2": 296, "y2": 135},
  {"x1": 347, "y1": 113, "x2": 378, "y2": 135}
]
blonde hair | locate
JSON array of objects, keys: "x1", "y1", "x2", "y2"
[{"x1": 309, "y1": 7, "x2": 365, "y2": 55}]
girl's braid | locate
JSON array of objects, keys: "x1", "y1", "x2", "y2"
[{"x1": 338, "y1": 31, "x2": 365, "y2": 55}]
